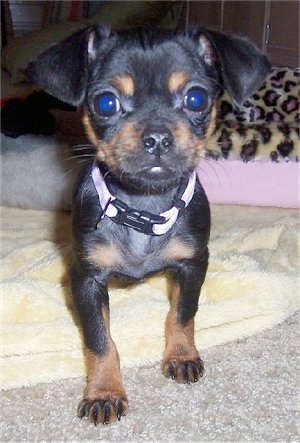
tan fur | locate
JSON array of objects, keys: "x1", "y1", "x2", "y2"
[
  {"x1": 162, "y1": 283, "x2": 199, "y2": 373},
  {"x1": 111, "y1": 74, "x2": 135, "y2": 96},
  {"x1": 83, "y1": 306, "x2": 128, "y2": 422},
  {"x1": 82, "y1": 113, "x2": 141, "y2": 168},
  {"x1": 97, "y1": 121, "x2": 142, "y2": 170},
  {"x1": 88, "y1": 244, "x2": 122, "y2": 268},
  {"x1": 83, "y1": 102, "x2": 216, "y2": 171},
  {"x1": 206, "y1": 104, "x2": 217, "y2": 139},
  {"x1": 82, "y1": 111, "x2": 101, "y2": 152},
  {"x1": 173, "y1": 104, "x2": 217, "y2": 164},
  {"x1": 168, "y1": 71, "x2": 191, "y2": 93},
  {"x1": 84, "y1": 349, "x2": 128, "y2": 418},
  {"x1": 163, "y1": 237, "x2": 195, "y2": 261}
]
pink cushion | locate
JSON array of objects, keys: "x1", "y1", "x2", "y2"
[{"x1": 197, "y1": 160, "x2": 299, "y2": 208}]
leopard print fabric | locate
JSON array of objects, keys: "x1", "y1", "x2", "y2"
[{"x1": 205, "y1": 67, "x2": 299, "y2": 162}]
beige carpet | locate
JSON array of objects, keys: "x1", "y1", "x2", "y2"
[
  {"x1": 1, "y1": 204, "x2": 299, "y2": 390},
  {"x1": 1, "y1": 312, "x2": 299, "y2": 441}
]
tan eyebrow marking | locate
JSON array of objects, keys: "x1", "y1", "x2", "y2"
[
  {"x1": 168, "y1": 71, "x2": 191, "y2": 93},
  {"x1": 111, "y1": 74, "x2": 135, "y2": 96}
]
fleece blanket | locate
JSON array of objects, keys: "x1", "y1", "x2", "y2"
[{"x1": 1, "y1": 205, "x2": 299, "y2": 389}]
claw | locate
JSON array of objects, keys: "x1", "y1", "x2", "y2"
[
  {"x1": 93, "y1": 403, "x2": 100, "y2": 426},
  {"x1": 164, "y1": 356, "x2": 205, "y2": 383},
  {"x1": 196, "y1": 357, "x2": 205, "y2": 377},
  {"x1": 77, "y1": 396, "x2": 128, "y2": 425},
  {"x1": 103, "y1": 402, "x2": 111, "y2": 425},
  {"x1": 179, "y1": 363, "x2": 189, "y2": 383},
  {"x1": 116, "y1": 399, "x2": 124, "y2": 421},
  {"x1": 189, "y1": 362, "x2": 199, "y2": 382},
  {"x1": 168, "y1": 362, "x2": 176, "y2": 379},
  {"x1": 77, "y1": 399, "x2": 89, "y2": 419}
]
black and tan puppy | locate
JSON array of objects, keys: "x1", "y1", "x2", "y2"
[{"x1": 28, "y1": 27, "x2": 270, "y2": 425}]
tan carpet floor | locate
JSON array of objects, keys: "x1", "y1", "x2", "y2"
[{"x1": 1, "y1": 311, "x2": 299, "y2": 442}]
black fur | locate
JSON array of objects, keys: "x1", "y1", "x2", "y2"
[{"x1": 27, "y1": 26, "x2": 270, "y2": 425}]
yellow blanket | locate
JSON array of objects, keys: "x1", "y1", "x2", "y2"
[{"x1": 1, "y1": 205, "x2": 299, "y2": 389}]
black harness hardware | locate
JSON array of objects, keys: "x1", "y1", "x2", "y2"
[{"x1": 110, "y1": 199, "x2": 167, "y2": 235}]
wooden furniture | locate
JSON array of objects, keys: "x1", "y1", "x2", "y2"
[{"x1": 183, "y1": 0, "x2": 299, "y2": 68}]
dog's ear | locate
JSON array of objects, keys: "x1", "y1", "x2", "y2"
[
  {"x1": 26, "y1": 26, "x2": 112, "y2": 106},
  {"x1": 194, "y1": 28, "x2": 271, "y2": 105}
]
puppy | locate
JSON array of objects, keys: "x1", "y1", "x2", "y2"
[{"x1": 28, "y1": 26, "x2": 270, "y2": 425}]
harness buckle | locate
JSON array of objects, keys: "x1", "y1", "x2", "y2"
[{"x1": 112, "y1": 199, "x2": 166, "y2": 235}]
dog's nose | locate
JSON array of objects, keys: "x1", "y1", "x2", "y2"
[{"x1": 142, "y1": 128, "x2": 173, "y2": 156}]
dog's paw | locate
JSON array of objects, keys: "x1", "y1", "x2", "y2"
[
  {"x1": 77, "y1": 395, "x2": 129, "y2": 425},
  {"x1": 162, "y1": 357, "x2": 204, "y2": 384}
]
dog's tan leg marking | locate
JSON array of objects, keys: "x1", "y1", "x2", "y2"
[
  {"x1": 88, "y1": 244, "x2": 122, "y2": 269},
  {"x1": 163, "y1": 237, "x2": 195, "y2": 262},
  {"x1": 78, "y1": 306, "x2": 128, "y2": 424},
  {"x1": 162, "y1": 282, "x2": 204, "y2": 383}
]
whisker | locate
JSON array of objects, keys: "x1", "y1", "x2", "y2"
[
  {"x1": 203, "y1": 159, "x2": 224, "y2": 202},
  {"x1": 200, "y1": 157, "x2": 233, "y2": 203},
  {"x1": 210, "y1": 77, "x2": 225, "y2": 92},
  {"x1": 71, "y1": 144, "x2": 95, "y2": 151},
  {"x1": 66, "y1": 157, "x2": 94, "y2": 165},
  {"x1": 69, "y1": 144, "x2": 96, "y2": 161},
  {"x1": 68, "y1": 152, "x2": 95, "y2": 159},
  {"x1": 206, "y1": 157, "x2": 231, "y2": 187},
  {"x1": 197, "y1": 162, "x2": 215, "y2": 193}
]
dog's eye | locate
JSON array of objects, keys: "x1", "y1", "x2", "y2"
[
  {"x1": 184, "y1": 88, "x2": 208, "y2": 112},
  {"x1": 94, "y1": 92, "x2": 121, "y2": 116}
]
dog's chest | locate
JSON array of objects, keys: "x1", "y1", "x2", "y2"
[
  {"x1": 89, "y1": 230, "x2": 163, "y2": 276},
  {"x1": 88, "y1": 227, "x2": 195, "y2": 280}
]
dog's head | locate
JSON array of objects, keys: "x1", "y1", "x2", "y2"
[{"x1": 27, "y1": 27, "x2": 270, "y2": 192}]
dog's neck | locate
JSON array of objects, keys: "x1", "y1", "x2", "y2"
[{"x1": 91, "y1": 161, "x2": 196, "y2": 236}]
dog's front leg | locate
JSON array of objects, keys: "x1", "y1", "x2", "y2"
[
  {"x1": 162, "y1": 251, "x2": 208, "y2": 383},
  {"x1": 70, "y1": 266, "x2": 128, "y2": 425}
]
